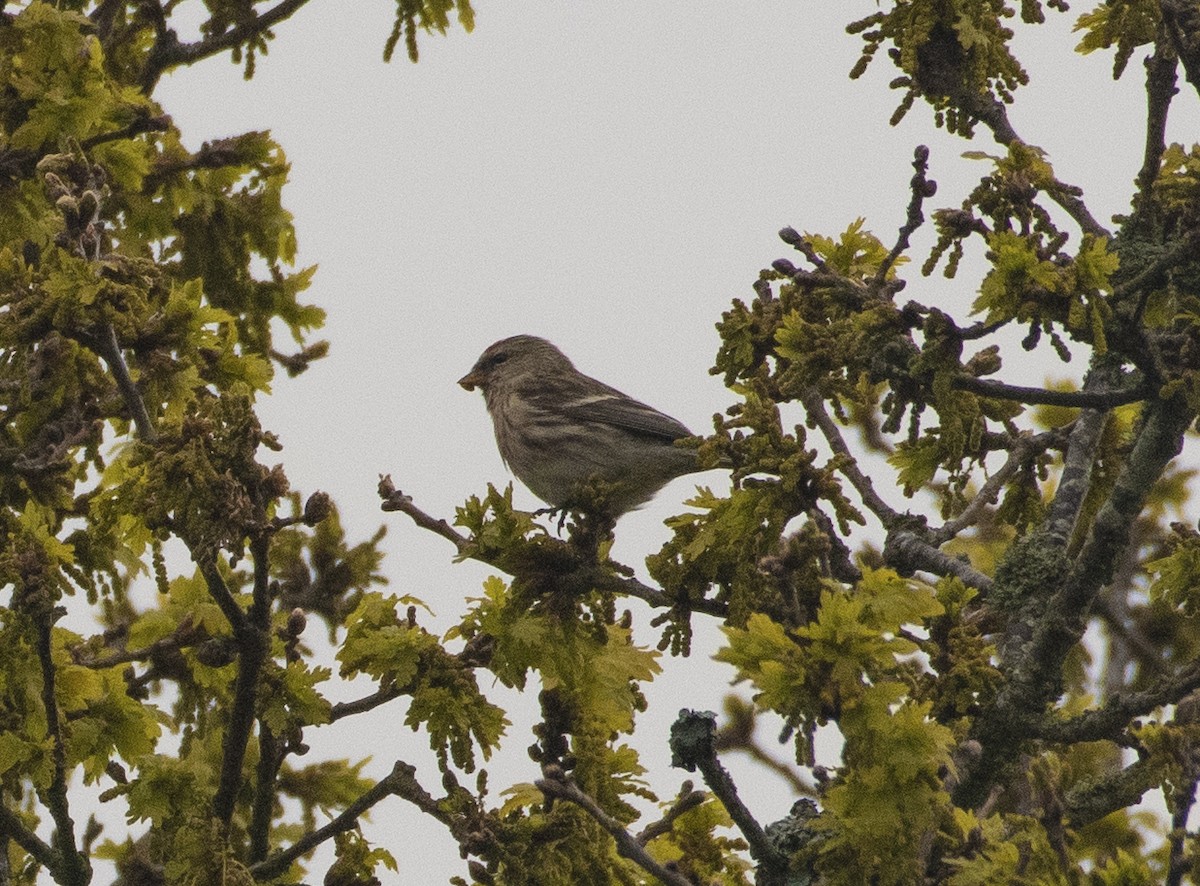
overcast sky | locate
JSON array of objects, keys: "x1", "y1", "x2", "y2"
[{"x1": 134, "y1": 2, "x2": 1200, "y2": 881}]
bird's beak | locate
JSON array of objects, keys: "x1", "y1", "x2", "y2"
[{"x1": 458, "y1": 371, "x2": 483, "y2": 391}]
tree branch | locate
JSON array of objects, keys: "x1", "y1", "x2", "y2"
[
  {"x1": 959, "y1": 393, "x2": 1196, "y2": 807},
  {"x1": 669, "y1": 711, "x2": 789, "y2": 881},
  {"x1": 80, "y1": 112, "x2": 172, "y2": 151},
  {"x1": 1049, "y1": 393, "x2": 1194, "y2": 638},
  {"x1": 634, "y1": 786, "x2": 708, "y2": 845},
  {"x1": 1129, "y1": 37, "x2": 1177, "y2": 231},
  {"x1": 76, "y1": 616, "x2": 202, "y2": 669},
  {"x1": 1040, "y1": 655, "x2": 1200, "y2": 745},
  {"x1": 248, "y1": 722, "x2": 280, "y2": 864},
  {"x1": 962, "y1": 93, "x2": 1110, "y2": 238},
  {"x1": 950, "y1": 374, "x2": 1151, "y2": 409},
  {"x1": 0, "y1": 803, "x2": 57, "y2": 872},
  {"x1": 197, "y1": 556, "x2": 249, "y2": 637},
  {"x1": 873, "y1": 145, "x2": 933, "y2": 289},
  {"x1": 1062, "y1": 756, "x2": 1158, "y2": 829},
  {"x1": 1093, "y1": 590, "x2": 1168, "y2": 682},
  {"x1": 33, "y1": 615, "x2": 88, "y2": 884},
  {"x1": 379, "y1": 477, "x2": 729, "y2": 617},
  {"x1": 1165, "y1": 758, "x2": 1199, "y2": 886},
  {"x1": 95, "y1": 322, "x2": 156, "y2": 442},
  {"x1": 1114, "y1": 227, "x2": 1200, "y2": 299},
  {"x1": 883, "y1": 529, "x2": 994, "y2": 593},
  {"x1": 329, "y1": 685, "x2": 402, "y2": 722},
  {"x1": 250, "y1": 761, "x2": 440, "y2": 881},
  {"x1": 933, "y1": 430, "x2": 1059, "y2": 543},
  {"x1": 1040, "y1": 363, "x2": 1120, "y2": 546},
  {"x1": 141, "y1": 0, "x2": 316, "y2": 92},
  {"x1": 588, "y1": 570, "x2": 728, "y2": 618},
  {"x1": 536, "y1": 772, "x2": 695, "y2": 886},
  {"x1": 799, "y1": 389, "x2": 902, "y2": 529},
  {"x1": 213, "y1": 536, "x2": 273, "y2": 827},
  {"x1": 379, "y1": 476, "x2": 470, "y2": 555},
  {"x1": 1160, "y1": 0, "x2": 1200, "y2": 99},
  {"x1": 960, "y1": 388, "x2": 1195, "y2": 801}
]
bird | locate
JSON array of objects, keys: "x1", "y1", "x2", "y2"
[{"x1": 458, "y1": 335, "x2": 701, "y2": 516}]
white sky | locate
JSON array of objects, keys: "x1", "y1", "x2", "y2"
[{"x1": 109, "y1": 1, "x2": 1200, "y2": 882}]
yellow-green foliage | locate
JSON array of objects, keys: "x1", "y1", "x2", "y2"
[{"x1": 3, "y1": 2, "x2": 1200, "y2": 885}]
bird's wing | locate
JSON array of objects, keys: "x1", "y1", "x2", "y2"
[{"x1": 526, "y1": 375, "x2": 693, "y2": 441}]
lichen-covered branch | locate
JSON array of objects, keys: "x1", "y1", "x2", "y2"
[
  {"x1": 1161, "y1": 0, "x2": 1200, "y2": 99},
  {"x1": 959, "y1": 392, "x2": 1196, "y2": 807},
  {"x1": 1040, "y1": 364, "x2": 1120, "y2": 546},
  {"x1": 1040, "y1": 655, "x2": 1200, "y2": 745},
  {"x1": 883, "y1": 529, "x2": 994, "y2": 593},
  {"x1": 1131, "y1": 38, "x2": 1177, "y2": 227},
  {"x1": 669, "y1": 711, "x2": 789, "y2": 882},
  {"x1": 1062, "y1": 757, "x2": 1159, "y2": 829}
]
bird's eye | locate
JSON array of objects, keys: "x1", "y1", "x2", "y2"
[{"x1": 482, "y1": 352, "x2": 508, "y2": 370}]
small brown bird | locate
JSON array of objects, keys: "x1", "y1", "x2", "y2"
[{"x1": 459, "y1": 335, "x2": 700, "y2": 515}]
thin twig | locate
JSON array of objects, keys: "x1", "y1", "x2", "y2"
[
  {"x1": 950, "y1": 375, "x2": 1152, "y2": 409},
  {"x1": 76, "y1": 617, "x2": 200, "y2": 669},
  {"x1": 955, "y1": 318, "x2": 1010, "y2": 341},
  {"x1": 0, "y1": 803, "x2": 56, "y2": 871},
  {"x1": 141, "y1": 0, "x2": 315, "y2": 91},
  {"x1": 1092, "y1": 593, "x2": 1167, "y2": 680},
  {"x1": 964, "y1": 93, "x2": 1110, "y2": 238},
  {"x1": 80, "y1": 113, "x2": 171, "y2": 150},
  {"x1": 34, "y1": 617, "x2": 88, "y2": 884},
  {"x1": 634, "y1": 788, "x2": 708, "y2": 845},
  {"x1": 778, "y1": 227, "x2": 830, "y2": 273},
  {"x1": 873, "y1": 145, "x2": 932, "y2": 288},
  {"x1": 589, "y1": 571, "x2": 728, "y2": 618},
  {"x1": 800, "y1": 389, "x2": 901, "y2": 529},
  {"x1": 330, "y1": 685, "x2": 402, "y2": 722},
  {"x1": 197, "y1": 557, "x2": 248, "y2": 637},
  {"x1": 1039, "y1": 654, "x2": 1200, "y2": 745},
  {"x1": 933, "y1": 431, "x2": 1055, "y2": 543},
  {"x1": 93, "y1": 324, "x2": 156, "y2": 441},
  {"x1": 379, "y1": 476, "x2": 470, "y2": 554},
  {"x1": 250, "y1": 761, "x2": 440, "y2": 881},
  {"x1": 536, "y1": 774, "x2": 694, "y2": 886}
]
